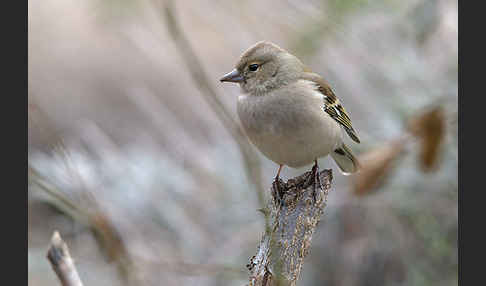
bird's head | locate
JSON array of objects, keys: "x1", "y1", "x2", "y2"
[{"x1": 220, "y1": 41, "x2": 306, "y2": 96}]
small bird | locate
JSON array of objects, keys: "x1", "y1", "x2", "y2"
[{"x1": 220, "y1": 41, "x2": 360, "y2": 191}]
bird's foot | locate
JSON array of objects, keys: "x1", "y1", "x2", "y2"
[
  {"x1": 273, "y1": 175, "x2": 284, "y2": 205},
  {"x1": 311, "y1": 161, "x2": 322, "y2": 203},
  {"x1": 272, "y1": 165, "x2": 285, "y2": 205}
]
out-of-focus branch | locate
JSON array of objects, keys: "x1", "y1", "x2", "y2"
[
  {"x1": 160, "y1": 0, "x2": 268, "y2": 226},
  {"x1": 30, "y1": 163, "x2": 141, "y2": 286},
  {"x1": 247, "y1": 169, "x2": 333, "y2": 286},
  {"x1": 29, "y1": 165, "x2": 91, "y2": 223},
  {"x1": 47, "y1": 231, "x2": 84, "y2": 286}
]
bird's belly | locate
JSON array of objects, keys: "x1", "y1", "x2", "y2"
[
  {"x1": 237, "y1": 94, "x2": 341, "y2": 168},
  {"x1": 249, "y1": 126, "x2": 338, "y2": 168}
]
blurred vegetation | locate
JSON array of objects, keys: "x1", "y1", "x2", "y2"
[{"x1": 28, "y1": 0, "x2": 457, "y2": 285}]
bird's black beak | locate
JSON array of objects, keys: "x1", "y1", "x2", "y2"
[{"x1": 220, "y1": 69, "x2": 244, "y2": 83}]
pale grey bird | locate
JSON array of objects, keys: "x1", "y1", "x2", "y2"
[{"x1": 220, "y1": 41, "x2": 360, "y2": 191}]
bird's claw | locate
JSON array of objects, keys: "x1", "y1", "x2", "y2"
[
  {"x1": 273, "y1": 176, "x2": 284, "y2": 205},
  {"x1": 311, "y1": 162, "x2": 322, "y2": 203}
]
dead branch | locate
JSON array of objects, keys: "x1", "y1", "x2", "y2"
[
  {"x1": 47, "y1": 231, "x2": 84, "y2": 286},
  {"x1": 247, "y1": 169, "x2": 333, "y2": 286}
]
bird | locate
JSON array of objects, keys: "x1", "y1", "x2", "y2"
[{"x1": 220, "y1": 41, "x2": 360, "y2": 193}]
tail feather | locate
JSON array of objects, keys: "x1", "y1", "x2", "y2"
[{"x1": 331, "y1": 143, "x2": 360, "y2": 175}]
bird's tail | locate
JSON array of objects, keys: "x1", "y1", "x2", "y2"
[{"x1": 331, "y1": 143, "x2": 360, "y2": 175}]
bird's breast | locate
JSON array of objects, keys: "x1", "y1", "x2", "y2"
[{"x1": 236, "y1": 82, "x2": 342, "y2": 167}]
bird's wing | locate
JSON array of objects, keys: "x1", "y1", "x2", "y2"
[{"x1": 301, "y1": 73, "x2": 361, "y2": 143}]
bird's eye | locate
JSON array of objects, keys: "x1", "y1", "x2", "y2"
[{"x1": 248, "y1": 64, "x2": 259, "y2": 72}]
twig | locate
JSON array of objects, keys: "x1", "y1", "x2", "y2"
[
  {"x1": 47, "y1": 231, "x2": 84, "y2": 286},
  {"x1": 247, "y1": 169, "x2": 333, "y2": 286}
]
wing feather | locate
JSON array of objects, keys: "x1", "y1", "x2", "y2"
[{"x1": 301, "y1": 72, "x2": 361, "y2": 143}]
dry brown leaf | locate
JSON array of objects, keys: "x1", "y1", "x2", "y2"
[
  {"x1": 353, "y1": 137, "x2": 408, "y2": 196},
  {"x1": 407, "y1": 107, "x2": 446, "y2": 172}
]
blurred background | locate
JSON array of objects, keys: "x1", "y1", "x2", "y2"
[{"x1": 28, "y1": 0, "x2": 458, "y2": 285}]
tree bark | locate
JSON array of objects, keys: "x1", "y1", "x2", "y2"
[{"x1": 247, "y1": 169, "x2": 333, "y2": 286}]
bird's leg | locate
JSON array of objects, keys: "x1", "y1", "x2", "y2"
[
  {"x1": 311, "y1": 159, "x2": 322, "y2": 202},
  {"x1": 273, "y1": 164, "x2": 284, "y2": 204}
]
